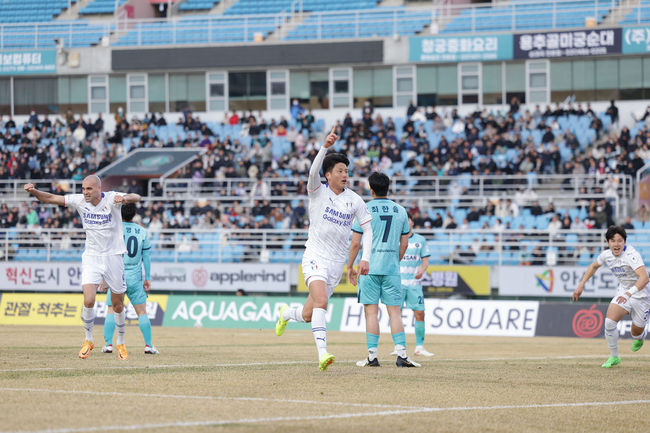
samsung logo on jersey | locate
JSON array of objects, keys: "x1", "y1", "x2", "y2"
[{"x1": 323, "y1": 206, "x2": 352, "y2": 220}]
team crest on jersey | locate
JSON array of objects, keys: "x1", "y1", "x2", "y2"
[
  {"x1": 310, "y1": 260, "x2": 318, "y2": 271},
  {"x1": 415, "y1": 242, "x2": 420, "y2": 248}
]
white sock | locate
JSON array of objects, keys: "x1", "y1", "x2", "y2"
[
  {"x1": 311, "y1": 308, "x2": 327, "y2": 358},
  {"x1": 604, "y1": 318, "x2": 619, "y2": 357},
  {"x1": 82, "y1": 306, "x2": 95, "y2": 342},
  {"x1": 285, "y1": 305, "x2": 305, "y2": 323},
  {"x1": 394, "y1": 344, "x2": 407, "y2": 358},
  {"x1": 368, "y1": 347, "x2": 378, "y2": 361},
  {"x1": 114, "y1": 310, "x2": 126, "y2": 345}
]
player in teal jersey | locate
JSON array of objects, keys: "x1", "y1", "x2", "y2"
[
  {"x1": 395, "y1": 213, "x2": 434, "y2": 357},
  {"x1": 347, "y1": 172, "x2": 420, "y2": 368},
  {"x1": 102, "y1": 203, "x2": 158, "y2": 355}
]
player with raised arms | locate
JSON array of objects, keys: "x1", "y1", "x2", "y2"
[
  {"x1": 348, "y1": 172, "x2": 421, "y2": 368},
  {"x1": 573, "y1": 225, "x2": 650, "y2": 368},
  {"x1": 275, "y1": 127, "x2": 373, "y2": 371},
  {"x1": 24, "y1": 175, "x2": 141, "y2": 360},
  {"x1": 102, "y1": 202, "x2": 158, "y2": 355}
]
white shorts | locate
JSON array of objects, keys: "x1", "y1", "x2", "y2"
[
  {"x1": 610, "y1": 293, "x2": 650, "y2": 328},
  {"x1": 302, "y1": 251, "x2": 345, "y2": 298},
  {"x1": 81, "y1": 254, "x2": 126, "y2": 294}
]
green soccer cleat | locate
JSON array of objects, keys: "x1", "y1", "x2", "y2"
[
  {"x1": 319, "y1": 353, "x2": 335, "y2": 371},
  {"x1": 632, "y1": 339, "x2": 644, "y2": 352},
  {"x1": 601, "y1": 356, "x2": 621, "y2": 368},
  {"x1": 275, "y1": 304, "x2": 289, "y2": 336}
]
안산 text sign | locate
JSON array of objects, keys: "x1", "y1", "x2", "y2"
[
  {"x1": 410, "y1": 33, "x2": 513, "y2": 62},
  {"x1": 514, "y1": 28, "x2": 621, "y2": 59},
  {"x1": 498, "y1": 266, "x2": 618, "y2": 298}
]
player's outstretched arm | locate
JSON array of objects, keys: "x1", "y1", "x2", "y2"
[
  {"x1": 398, "y1": 233, "x2": 409, "y2": 261},
  {"x1": 114, "y1": 193, "x2": 141, "y2": 204},
  {"x1": 307, "y1": 126, "x2": 338, "y2": 193},
  {"x1": 23, "y1": 183, "x2": 65, "y2": 206},
  {"x1": 572, "y1": 261, "x2": 601, "y2": 301},
  {"x1": 617, "y1": 265, "x2": 650, "y2": 305}
]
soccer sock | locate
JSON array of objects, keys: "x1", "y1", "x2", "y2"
[
  {"x1": 392, "y1": 332, "x2": 407, "y2": 358},
  {"x1": 82, "y1": 306, "x2": 95, "y2": 342},
  {"x1": 415, "y1": 320, "x2": 425, "y2": 347},
  {"x1": 114, "y1": 310, "x2": 126, "y2": 346},
  {"x1": 604, "y1": 318, "x2": 619, "y2": 357},
  {"x1": 138, "y1": 314, "x2": 153, "y2": 347},
  {"x1": 311, "y1": 308, "x2": 328, "y2": 358},
  {"x1": 103, "y1": 313, "x2": 115, "y2": 346},
  {"x1": 285, "y1": 305, "x2": 305, "y2": 322},
  {"x1": 366, "y1": 332, "x2": 379, "y2": 361}
]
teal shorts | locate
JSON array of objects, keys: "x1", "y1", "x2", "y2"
[
  {"x1": 402, "y1": 284, "x2": 425, "y2": 311},
  {"x1": 358, "y1": 274, "x2": 402, "y2": 306},
  {"x1": 106, "y1": 273, "x2": 147, "y2": 306}
]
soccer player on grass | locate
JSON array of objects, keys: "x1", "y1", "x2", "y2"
[
  {"x1": 395, "y1": 213, "x2": 434, "y2": 357},
  {"x1": 573, "y1": 225, "x2": 650, "y2": 368},
  {"x1": 24, "y1": 175, "x2": 140, "y2": 360},
  {"x1": 102, "y1": 202, "x2": 159, "y2": 355},
  {"x1": 347, "y1": 172, "x2": 420, "y2": 368},
  {"x1": 275, "y1": 127, "x2": 373, "y2": 371}
]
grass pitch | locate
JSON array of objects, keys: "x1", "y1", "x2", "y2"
[{"x1": 1, "y1": 325, "x2": 649, "y2": 433}]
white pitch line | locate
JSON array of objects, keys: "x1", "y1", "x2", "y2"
[
  {"x1": 1, "y1": 353, "x2": 649, "y2": 374},
  {"x1": 0, "y1": 387, "x2": 423, "y2": 410},
  {"x1": 2, "y1": 399, "x2": 650, "y2": 433}
]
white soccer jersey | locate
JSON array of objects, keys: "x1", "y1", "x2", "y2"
[
  {"x1": 65, "y1": 191, "x2": 127, "y2": 256},
  {"x1": 304, "y1": 184, "x2": 371, "y2": 263},
  {"x1": 597, "y1": 245, "x2": 650, "y2": 299}
]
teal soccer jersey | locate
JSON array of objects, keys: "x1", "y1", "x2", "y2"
[
  {"x1": 400, "y1": 233, "x2": 430, "y2": 288},
  {"x1": 352, "y1": 198, "x2": 409, "y2": 276},
  {"x1": 106, "y1": 222, "x2": 151, "y2": 306}
]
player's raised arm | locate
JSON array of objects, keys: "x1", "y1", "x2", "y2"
[
  {"x1": 572, "y1": 260, "x2": 601, "y2": 301},
  {"x1": 24, "y1": 183, "x2": 65, "y2": 206},
  {"x1": 114, "y1": 193, "x2": 141, "y2": 204},
  {"x1": 308, "y1": 126, "x2": 338, "y2": 193}
]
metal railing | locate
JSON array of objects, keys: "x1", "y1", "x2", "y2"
[
  {"x1": 1, "y1": 227, "x2": 645, "y2": 267},
  {"x1": 0, "y1": 0, "x2": 630, "y2": 49}
]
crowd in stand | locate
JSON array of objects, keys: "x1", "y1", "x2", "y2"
[{"x1": 1, "y1": 99, "x2": 649, "y2": 236}]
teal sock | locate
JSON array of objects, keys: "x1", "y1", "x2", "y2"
[
  {"x1": 138, "y1": 314, "x2": 153, "y2": 346},
  {"x1": 366, "y1": 332, "x2": 379, "y2": 350},
  {"x1": 415, "y1": 320, "x2": 425, "y2": 346},
  {"x1": 392, "y1": 331, "x2": 406, "y2": 348},
  {"x1": 103, "y1": 313, "x2": 115, "y2": 346}
]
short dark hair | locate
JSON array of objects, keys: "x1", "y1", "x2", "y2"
[
  {"x1": 369, "y1": 172, "x2": 390, "y2": 197},
  {"x1": 605, "y1": 225, "x2": 627, "y2": 242},
  {"x1": 121, "y1": 202, "x2": 136, "y2": 222},
  {"x1": 322, "y1": 152, "x2": 349, "y2": 175}
]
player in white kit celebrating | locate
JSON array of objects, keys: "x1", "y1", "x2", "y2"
[
  {"x1": 275, "y1": 127, "x2": 373, "y2": 371},
  {"x1": 24, "y1": 175, "x2": 141, "y2": 360},
  {"x1": 573, "y1": 225, "x2": 650, "y2": 368}
]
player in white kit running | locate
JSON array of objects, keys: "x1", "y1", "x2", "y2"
[
  {"x1": 573, "y1": 225, "x2": 650, "y2": 368},
  {"x1": 275, "y1": 127, "x2": 373, "y2": 371},
  {"x1": 24, "y1": 175, "x2": 141, "y2": 360}
]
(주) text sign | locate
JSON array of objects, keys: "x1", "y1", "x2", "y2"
[{"x1": 409, "y1": 34, "x2": 513, "y2": 62}]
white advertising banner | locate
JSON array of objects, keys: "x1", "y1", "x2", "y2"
[
  {"x1": 340, "y1": 298, "x2": 539, "y2": 337},
  {"x1": 498, "y1": 266, "x2": 618, "y2": 298},
  {"x1": 1, "y1": 262, "x2": 291, "y2": 293}
]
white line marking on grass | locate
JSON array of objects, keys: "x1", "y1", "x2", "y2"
[
  {"x1": 0, "y1": 387, "x2": 422, "y2": 410},
  {"x1": 1, "y1": 353, "x2": 649, "y2": 374},
  {"x1": 3, "y1": 399, "x2": 650, "y2": 433}
]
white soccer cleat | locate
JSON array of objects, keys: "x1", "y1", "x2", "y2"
[
  {"x1": 414, "y1": 346, "x2": 435, "y2": 357},
  {"x1": 144, "y1": 345, "x2": 160, "y2": 355},
  {"x1": 389, "y1": 350, "x2": 398, "y2": 356},
  {"x1": 101, "y1": 345, "x2": 113, "y2": 353}
]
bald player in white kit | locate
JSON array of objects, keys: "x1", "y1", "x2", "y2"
[
  {"x1": 25, "y1": 175, "x2": 141, "y2": 360},
  {"x1": 573, "y1": 225, "x2": 650, "y2": 368},
  {"x1": 275, "y1": 127, "x2": 373, "y2": 371}
]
